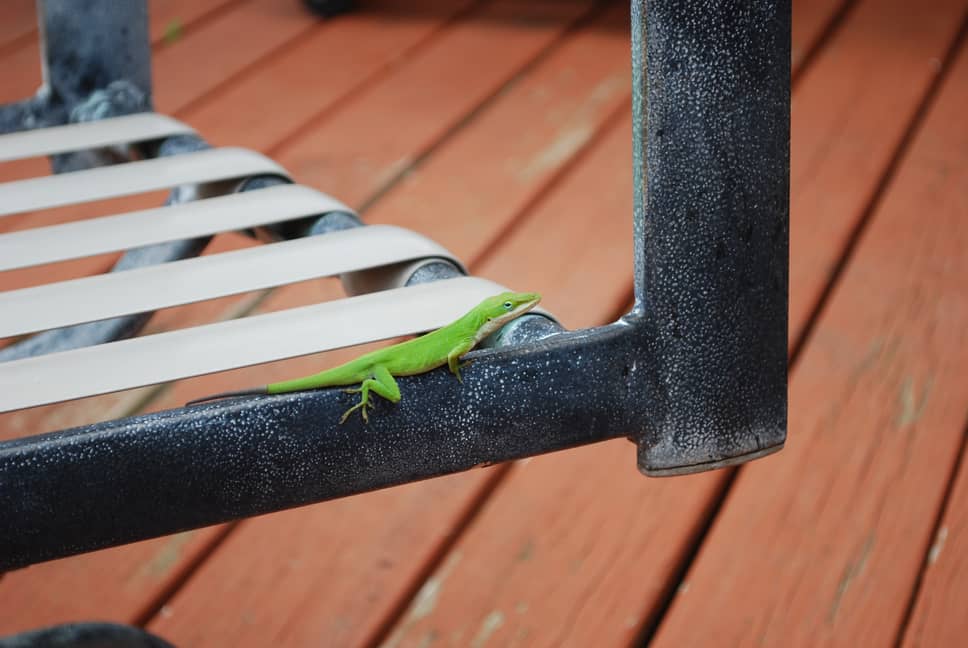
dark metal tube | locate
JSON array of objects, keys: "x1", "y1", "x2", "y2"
[
  {"x1": 629, "y1": 0, "x2": 790, "y2": 475},
  {"x1": 39, "y1": 0, "x2": 152, "y2": 111},
  {"x1": 0, "y1": 326, "x2": 633, "y2": 571}
]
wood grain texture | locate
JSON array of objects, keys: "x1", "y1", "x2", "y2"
[
  {"x1": 151, "y1": 0, "x2": 315, "y2": 114},
  {"x1": 893, "y1": 39, "x2": 968, "y2": 648},
  {"x1": 275, "y1": 0, "x2": 597, "y2": 208},
  {"x1": 787, "y1": 0, "x2": 967, "y2": 346},
  {"x1": 362, "y1": 1, "x2": 632, "y2": 279},
  {"x1": 651, "y1": 18, "x2": 968, "y2": 648},
  {"x1": 186, "y1": 0, "x2": 479, "y2": 152},
  {"x1": 901, "y1": 450, "x2": 968, "y2": 648},
  {"x1": 790, "y1": 0, "x2": 850, "y2": 70},
  {"x1": 0, "y1": 530, "x2": 225, "y2": 632},
  {"x1": 0, "y1": 0, "x2": 35, "y2": 51}
]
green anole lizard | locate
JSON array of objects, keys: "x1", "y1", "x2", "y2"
[{"x1": 187, "y1": 291, "x2": 541, "y2": 423}]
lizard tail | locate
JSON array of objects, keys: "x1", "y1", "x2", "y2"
[{"x1": 186, "y1": 387, "x2": 269, "y2": 406}]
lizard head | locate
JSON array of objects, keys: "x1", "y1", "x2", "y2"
[{"x1": 472, "y1": 291, "x2": 542, "y2": 342}]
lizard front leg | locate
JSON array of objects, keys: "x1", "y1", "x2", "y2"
[{"x1": 447, "y1": 341, "x2": 475, "y2": 383}]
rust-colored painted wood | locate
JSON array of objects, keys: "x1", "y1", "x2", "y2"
[
  {"x1": 893, "y1": 42, "x2": 968, "y2": 648},
  {"x1": 0, "y1": 41, "x2": 41, "y2": 105},
  {"x1": 787, "y1": 0, "x2": 966, "y2": 346},
  {"x1": 0, "y1": 531, "x2": 225, "y2": 633},
  {"x1": 276, "y1": 0, "x2": 596, "y2": 208},
  {"x1": 902, "y1": 451, "x2": 968, "y2": 647},
  {"x1": 152, "y1": 0, "x2": 314, "y2": 114},
  {"x1": 146, "y1": 0, "x2": 243, "y2": 43},
  {"x1": 362, "y1": 1, "x2": 631, "y2": 272},
  {"x1": 0, "y1": 0, "x2": 35, "y2": 51},
  {"x1": 3, "y1": 0, "x2": 856, "y2": 640},
  {"x1": 186, "y1": 0, "x2": 479, "y2": 153},
  {"x1": 791, "y1": 0, "x2": 849, "y2": 69},
  {"x1": 651, "y1": 24, "x2": 968, "y2": 648}
]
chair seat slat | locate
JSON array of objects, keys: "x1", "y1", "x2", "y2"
[
  {"x1": 0, "y1": 147, "x2": 288, "y2": 218},
  {"x1": 0, "y1": 277, "x2": 506, "y2": 412},
  {"x1": 0, "y1": 113, "x2": 195, "y2": 162},
  {"x1": 0, "y1": 225, "x2": 460, "y2": 338},
  {"x1": 0, "y1": 184, "x2": 352, "y2": 271}
]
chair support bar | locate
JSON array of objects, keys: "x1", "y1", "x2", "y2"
[
  {"x1": 0, "y1": 323, "x2": 628, "y2": 571},
  {"x1": 629, "y1": 0, "x2": 789, "y2": 474}
]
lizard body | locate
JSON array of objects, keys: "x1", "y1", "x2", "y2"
[{"x1": 187, "y1": 291, "x2": 541, "y2": 422}]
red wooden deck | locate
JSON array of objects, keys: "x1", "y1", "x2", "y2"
[{"x1": 3, "y1": 0, "x2": 968, "y2": 645}]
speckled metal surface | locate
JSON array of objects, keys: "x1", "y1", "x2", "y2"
[
  {"x1": 0, "y1": 324, "x2": 629, "y2": 570},
  {"x1": 40, "y1": 1, "x2": 152, "y2": 112},
  {"x1": 631, "y1": 0, "x2": 789, "y2": 474},
  {"x1": 0, "y1": 2, "x2": 151, "y2": 136}
]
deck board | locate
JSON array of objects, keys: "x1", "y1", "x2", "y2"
[
  {"x1": 786, "y1": 0, "x2": 968, "y2": 344},
  {"x1": 889, "y1": 38, "x2": 968, "y2": 648},
  {"x1": 0, "y1": 0, "x2": 35, "y2": 52},
  {"x1": 2, "y1": 0, "x2": 967, "y2": 645},
  {"x1": 184, "y1": 0, "x2": 479, "y2": 153},
  {"x1": 790, "y1": 0, "x2": 849, "y2": 70}
]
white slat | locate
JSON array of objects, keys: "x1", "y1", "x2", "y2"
[
  {"x1": 0, "y1": 184, "x2": 352, "y2": 272},
  {"x1": 0, "y1": 277, "x2": 509, "y2": 412},
  {"x1": 0, "y1": 147, "x2": 287, "y2": 218},
  {"x1": 0, "y1": 113, "x2": 194, "y2": 162},
  {"x1": 0, "y1": 225, "x2": 461, "y2": 338}
]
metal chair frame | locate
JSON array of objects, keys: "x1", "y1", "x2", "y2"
[{"x1": 0, "y1": 0, "x2": 789, "y2": 573}]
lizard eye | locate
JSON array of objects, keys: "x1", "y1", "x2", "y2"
[{"x1": 503, "y1": 301, "x2": 513, "y2": 310}]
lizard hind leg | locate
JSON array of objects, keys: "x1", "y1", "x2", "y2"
[{"x1": 339, "y1": 366, "x2": 401, "y2": 423}]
